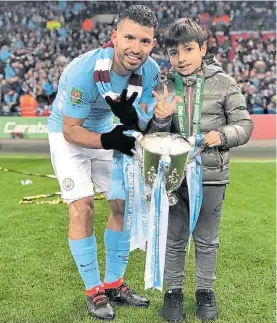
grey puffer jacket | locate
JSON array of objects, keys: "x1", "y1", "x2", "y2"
[{"x1": 148, "y1": 64, "x2": 254, "y2": 184}]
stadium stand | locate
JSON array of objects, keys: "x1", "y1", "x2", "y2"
[{"x1": 0, "y1": 1, "x2": 275, "y2": 116}]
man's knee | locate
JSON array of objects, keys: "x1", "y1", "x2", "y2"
[{"x1": 68, "y1": 197, "x2": 94, "y2": 227}]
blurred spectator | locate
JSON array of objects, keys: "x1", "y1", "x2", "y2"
[
  {"x1": 267, "y1": 95, "x2": 276, "y2": 114},
  {"x1": 2, "y1": 88, "x2": 19, "y2": 116},
  {"x1": 0, "y1": 1, "x2": 275, "y2": 115}
]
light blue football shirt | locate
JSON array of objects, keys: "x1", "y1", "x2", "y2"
[{"x1": 48, "y1": 49, "x2": 160, "y2": 134}]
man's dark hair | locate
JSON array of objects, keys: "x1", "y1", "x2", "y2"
[
  {"x1": 164, "y1": 18, "x2": 205, "y2": 48},
  {"x1": 118, "y1": 5, "x2": 158, "y2": 29}
]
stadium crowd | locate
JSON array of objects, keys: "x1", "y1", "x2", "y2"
[{"x1": 0, "y1": 1, "x2": 275, "y2": 116}]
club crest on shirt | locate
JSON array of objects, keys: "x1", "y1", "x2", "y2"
[
  {"x1": 152, "y1": 72, "x2": 161, "y2": 89},
  {"x1": 70, "y1": 87, "x2": 83, "y2": 105},
  {"x1": 62, "y1": 178, "x2": 74, "y2": 191}
]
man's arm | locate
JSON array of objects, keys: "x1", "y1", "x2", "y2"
[
  {"x1": 60, "y1": 62, "x2": 103, "y2": 148},
  {"x1": 62, "y1": 115, "x2": 136, "y2": 156},
  {"x1": 217, "y1": 77, "x2": 254, "y2": 149},
  {"x1": 62, "y1": 115, "x2": 102, "y2": 148}
]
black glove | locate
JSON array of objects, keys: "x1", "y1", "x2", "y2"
[
  {"x1": 105, "y1": 89, "x2": 138, "y2": 129},
  {"x1": 100, "y1": 125, "x2": 136, "y2": 156}
]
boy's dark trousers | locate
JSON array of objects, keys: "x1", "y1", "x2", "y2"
[{"x1": 164, "y1": 181, "x2": 226, "y2": 290}]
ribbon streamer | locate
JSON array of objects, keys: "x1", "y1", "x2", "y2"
[{"x1": 145, "y1": 156, "x2": 170, "y2": 291}]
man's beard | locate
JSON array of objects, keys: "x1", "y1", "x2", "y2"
[{"x1": 117, "y1": 51, "x2": 145, "y2": 72}]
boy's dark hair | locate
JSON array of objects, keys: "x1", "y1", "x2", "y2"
[
  {"x1": 164, "y1": 18, "x2": 205, "y2": 48},
  {"x1": 118, "y1": 5, "x2": 158, "y2": 30}
]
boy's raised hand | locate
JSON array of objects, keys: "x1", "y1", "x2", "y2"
[{"x1": 152, "y1": 85, "x2": 182, "y2": 119}]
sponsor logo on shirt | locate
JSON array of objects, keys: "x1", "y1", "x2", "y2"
[{"x1": 70, "y1": 87, "x2": 83, "y2": 105}]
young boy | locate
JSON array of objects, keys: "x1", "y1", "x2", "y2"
[{"x1": 150, "y1": 18, "x2": 253, "y2": 322}]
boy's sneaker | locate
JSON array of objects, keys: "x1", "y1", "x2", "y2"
[
  {"x1": 195, "y1": 289, "x2": 218, "y2": 321},
  {"x1": 160, "y1": 288, "x2": 184, "y2": 322}
]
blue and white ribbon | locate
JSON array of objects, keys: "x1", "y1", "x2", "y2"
[
  {"x1": 130, "y1": 141, "x2": 148, "y2": 251},
  {"x1": 123, "y1": 154, "x2": 135, "y2": 232},
  {"x1": 145, "y1": 156, "x2": 170, "y2": 291},
  {"x1": 108, "y1": 130, "x2": 149, "y2": 252},
  {"x1": 186, "y1": 134, "x2": 204, "y2": 249}
]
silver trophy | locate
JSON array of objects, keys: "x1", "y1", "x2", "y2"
[{"x1": 132, "y1": 132, "x2": 198, "y2": 205}]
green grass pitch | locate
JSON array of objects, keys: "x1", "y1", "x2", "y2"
[{"x1": 0, "y1": 156, "x2": 275, "y2": 323}]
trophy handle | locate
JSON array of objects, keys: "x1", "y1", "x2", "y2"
[
  {"x1": 123, "y1": 130, "x2": 143, "y2": 158},
  {"x1": 186, "y1": 145, "x2": 205, "y2": 164},
  {"x1": 122, "y1": 130, "x2": 144, "y2": 172},
  {"x1": 130, "y1": 148, "x2": 138, "y2": 157},
  {"x1": 185, "y1": 134, "x2": 206, "y2": 165},
  {"x1": 129, "y1": 130, "x2": 144, "y2": 143}
]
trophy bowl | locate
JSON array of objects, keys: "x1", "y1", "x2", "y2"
[{"x1": 139, "y1": 132, "x2": 192, "y2": 204}]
